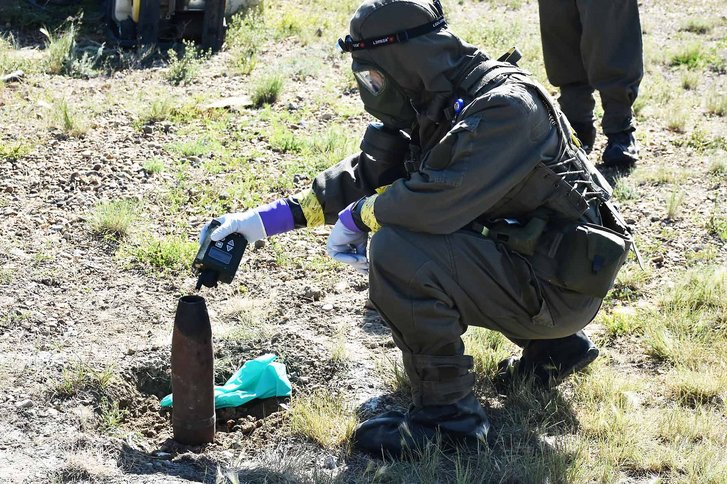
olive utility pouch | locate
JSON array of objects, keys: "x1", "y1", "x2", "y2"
[{"x1": 551, "y1": 223, "x2": 631, "y2": 298}]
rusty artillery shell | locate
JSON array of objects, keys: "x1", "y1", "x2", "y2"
[{"x1": 171, "y1": 295, "x2": 215, "y2": 444}]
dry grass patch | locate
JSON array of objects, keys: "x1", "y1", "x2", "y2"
[
  {"x1": 290, "y1": 389, "x2": 356, "y2": 449},
  {"x1": 329, "y1": 325, "x2": 349, "y2": 364},
  {"x1": 631, "y1": 165, "x2": 688, "y2": 185},
  {"x1": 220, "y1": 297, "x2": 274, "y2": 342},
  {"x1": 375, "y1": 355, "x2": 412, "y2": 399},
  {"x1": 667, "y1": 368, "x2": 726, "y2": 408},
  {"x1": 465, "y1": 327, "x2": 511, "y2": 379},
  {"x1": 706, "y1": 89, "x2": 727, "y2": 116}
]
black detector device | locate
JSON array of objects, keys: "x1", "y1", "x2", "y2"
[{"x1": 193, "y1": 220, "x2": 247, "y2": 290}]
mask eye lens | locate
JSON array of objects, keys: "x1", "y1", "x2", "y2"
[{"x1": 354, "y1": 69, "x2": 386, "y2": 95}]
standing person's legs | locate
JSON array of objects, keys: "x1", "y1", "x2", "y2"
[
  {"x1": 538, "y1": 0, "x2": 596, "y2": 151},
  {"x1": 578, "y1": 0, "x2": 643, "y2": 165},
  {"x1": 578, "y1": 0, "x2": 643, "y2": 135}
]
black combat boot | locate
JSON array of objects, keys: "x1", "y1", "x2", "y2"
[
  {"x1": 571, "y1": 121, "x2": 597, "y2": 154},
  {"x1": 352, "y1": 392, "x2": 490, "y2": 458},
  {"x1": 602, "y1": 130, "x2": 639, "y2": 166},
  {"x1": 495, "y1": 331, "x2": 599, "y2": 390}
]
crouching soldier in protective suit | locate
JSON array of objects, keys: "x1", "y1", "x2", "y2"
[{"x1": 203, "y1": 0, "x2": 634, "y2": 458}]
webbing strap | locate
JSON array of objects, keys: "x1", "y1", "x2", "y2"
[{"x1": 338, "y1": 16, "x2": 446, "y2": 52}]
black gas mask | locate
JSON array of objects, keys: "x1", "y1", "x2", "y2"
[
  {"x1": 352, "y1": 60, "x2": 417, "y2": 130},
  {"x1": 337, "y1": 0, "x2": 447, "y2": 130}
]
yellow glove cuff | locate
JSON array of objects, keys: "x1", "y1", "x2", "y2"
[
  {"x1": 294, "y1": 188, "x2": 325, "y2": 227},
  {"x1": 360, "y1": 194, "x2": 381, "y2": 232}
]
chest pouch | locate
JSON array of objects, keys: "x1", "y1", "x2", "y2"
[{"x1": 545, "y1": 223, "x2": 631, "y2": 298}]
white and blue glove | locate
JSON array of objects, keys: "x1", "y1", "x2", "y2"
[
  {"x1": 200, "y1": 199, "x2": 296, "y2": 243},
  {"x1": 199, "y1": 210, "x2": 267, "y2": 243},
  {"x1": 327, "y1": 203, "x2": 369, "y2": 275}
]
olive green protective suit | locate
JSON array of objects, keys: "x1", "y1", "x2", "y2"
[
  {"x1": 538, "y1": 0, "x2": 644, "y2": 134},
  {"x1": 291, "y1": 0, "x2": 630, "y2": 410}
]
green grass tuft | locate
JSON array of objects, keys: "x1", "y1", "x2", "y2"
[
  {"x1": 612, "y1": 176, "x2": 638, "y2": 201},
  {"x1": 665, "y1": 190, "x2": 685, "y2": 220},
  {"x1": 49, "y1": 98, "x2": 88, "y2": 137},
  {"x1": 225, "y1": 11, "x2": 265, "y2": 75},
  {"x1": 0, "y1": 140, "x2": 33, "y2": 161},
  {"x1": 135, "y1": 97, "x2": 176, "y2": 128},
  {"x1": 142, "y1": 158, "x2": 165, "y2": 175},
  {"x1": 599, "y1": 307, "x2": 644, "y2": 338},
  {"x1": 679, "y1": 17, "x2": 713, "y2": 34},
  {"x1": 54, "y1": 362, "x2": 115, "y2": 399},
  {"x1": 251, "y1": 75, "x2": 284, "y2": 107},
  {"x1": 123, "y1": 235, "x2": 198, "y2": 273},
  {"x1": 88, "y1": 200, "x2": 138, "y2": 239},
  {"x1": 668, "y1": 43, "x2": 724, "y2": 71}
]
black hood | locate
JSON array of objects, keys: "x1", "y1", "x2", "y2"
[{"x1": 349, "y1": 0, "x2": 479, "y2": 104}]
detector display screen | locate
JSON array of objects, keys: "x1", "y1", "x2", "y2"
[{"x1": 208, "y1": 247, "x2": 233, "y2": 265}]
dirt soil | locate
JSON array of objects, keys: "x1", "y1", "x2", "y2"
[{"x1": 0, "y1": 0, "x2": 725, "y2": 482}]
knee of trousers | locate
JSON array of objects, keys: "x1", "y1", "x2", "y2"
[
  {"x1": 369, "y1": 226, "x2": 418, "y2": 276},
  {"x1": 368, "y1": 226, "x2": 423, "y2": 307}
]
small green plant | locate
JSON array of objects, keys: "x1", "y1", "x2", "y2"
[
  {"x1": 668, "y1": 369, "x2": 725, "y2": 407},
  {"x1": 40, "y1": 22, "x2": 101, "y2": 78},
  {"x1": 707, "y1": 154, "x2": 726, "y2": 175},
  {"x1": 88, "y1": 200, "x2": 138, "y2": 239},
  {"x1": 49, "y1": 98, "x2": 88, "y2": 137},
  {"x1": 136, "y1": 97, "x2": 175, "y2": 127},
  {"x1": 465, "y1": 327, "x2": 510, "y2": 379},
  {"x1": 167, "y1": 136, "x2": 224, "y2": 158},
  {"x1": 41, "y1": 24, "x2": 75, "y2": 75},
  {"x1": 612, "y1": 176, "x2": 638, "y2": 201},
  {"x1": 289, "y1": 390, "x2": 357, "y2": 448},
  {"x1": 166, "y1": 40, "x2": 206, "y2": 86},
  {"x1": 54, "y1": 363, "x2": 115, "y2": 399},
  {"x1": 706, "y1": 90, "x2": 727, "y2": 117},
  {"x1": 666, "y1": 190, "x2": 685, "y2": 220},
  {"x1": 0, "y1": 268, "x2": 12, "y2": 285},
  {"x1": 686, "y1": 128, "x2": 726, "y2": 152},
  {"x1": 252, "y1": 75, "x2": 284, "y2": 107},
  {"x1": 599, "y1": 307, "x2": 644, "y2": 338},
  {"x1": 142, "y1": 158, "x2": 165, "y2": 175},
  {"x1": 124, "y1": 235, "x2": 198, "y2": 273},
  {"x1": 679, "y1": 17, "x2": 713, "y2": 34},
  {"x1": 268, "y1": 125, "x2": 304, "y2": 153},
  {"x1": 632, "y1": 165, "x2": 687, "y2": 185},
  {"x1": 706, "y1": 205, "x2": 727, "y2": 241},
  {"x1": 668, "y1": 43, "x2": 723, "y2": 71},
  {"x1": 225, "y1": 12, "x2": 264, "y2": 75},
  {"x1": 99, "y1": 398, "x2": 128, "y2": 433},
  {"x1": 375, "y1": 355, "x2": 412, "y2": 397},
  {"x1": 0, "y1": 140, "x2": 32, "y2": 161},
  {"x1": 221, "y1": 298, "x2": 273, "y2": 342}
]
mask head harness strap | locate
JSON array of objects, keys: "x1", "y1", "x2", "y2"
[{"x1": 337, "y1": 0, "x2": 446, "y2": 53}]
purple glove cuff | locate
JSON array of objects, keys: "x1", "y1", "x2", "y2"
[
  {"x1": 338, "y1": 202, "x2": 362, "y2": 233},
  {"x1": 258, "y1": 199, "x2": 295, "y2": 236}
]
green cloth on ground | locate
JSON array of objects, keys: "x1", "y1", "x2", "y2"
[{"x1": 160, "y1": 354, "x2": 292, "y2": 409}]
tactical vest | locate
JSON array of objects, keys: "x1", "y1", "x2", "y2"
[{"x1": 427, "y1": 59, "x2": 635, "y2": 298}]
